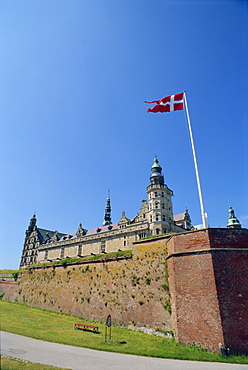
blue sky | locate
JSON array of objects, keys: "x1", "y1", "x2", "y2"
[{"x1": 1, "y1": 0, "x2": 247, "y2": 269}]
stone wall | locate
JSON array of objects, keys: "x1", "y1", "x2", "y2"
[
  {"x1": 0, "y1": 280, "x2": 19, "y2": 301},
  {"x1": 11, "y1": 239, "x2": 172, "y2": 331}
]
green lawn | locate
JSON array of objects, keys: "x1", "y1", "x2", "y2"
[
  {"x1": 1, "y1": 301, "x2": 248, "y2": 364},
  {"x1": 1, "y1": 357, "x2": 66, "y2": 370}
]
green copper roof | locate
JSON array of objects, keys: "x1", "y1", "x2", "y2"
[
  {"x1": 151, "y1": 157, "x2": 162, "y2": 176},
  {"x1": 227, "y1": 205, "x2": 241, "y2": 228}
]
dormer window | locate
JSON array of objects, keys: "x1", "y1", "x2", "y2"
[{"x1": 97, "y1": 228, "x2": 101, "y2": 232}]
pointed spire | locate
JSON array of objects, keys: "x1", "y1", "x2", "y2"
[
  {"x1": 26, "y1": 214, "x2": 37, "y2": 236},
  {"x1": 102, "y1": 190, "x2": 112, "y2": 226},
  {"x1": 227, "y1": 205, "x2": 241, "y2": 229}
]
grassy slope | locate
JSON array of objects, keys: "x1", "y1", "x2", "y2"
[{"x1": 1, "y1": 301, "x2": 247, "y2": 364}]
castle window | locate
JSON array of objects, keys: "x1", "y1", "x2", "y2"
[
  {"x1": 44, "y1": 250, "x2": 48, "y2": 261},
  {"x1": 78, "y1": 245, "x2": 82, "y2": 256},
  {"x1": 154, "y1": 192, "x2": 157, "y2": 197},
  {"x1": 155, "y1": 202, "x2": 159, "y2": 209},
  {"x1": 162, "y1": 215, "x2": 166, "y2": 221},
  {"x1": 150, "y1": 216, "x2": 152, "y2": 222},
  {"x1": 164, "y1": 228, "x2": 167, "y2": 233},
  {"x1": 161, "y1": 192, "x2": 164, "y2": 197},
  {"x1": 100, "y1": 241, "x2": 106, "y2": 253},
  {"x1": 156, "y1": 228, "x2": 160, "y2": 235},
  {"x1": 60, "y1": 248, "x2": 65, "y2": 259},
  {"x1": 156, "y1": 214, "x2": 159, "y2": 221},
  {"x1": 124, "y1": 241, "x2": 126, "y2": 247},
  {"x1": 162, "y1": 203, "x2": 165, "y2": 209}
]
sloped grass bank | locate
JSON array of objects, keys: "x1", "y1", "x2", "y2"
[{"x1": 1, "y1": 301, "x2": 247, "y2": 364}]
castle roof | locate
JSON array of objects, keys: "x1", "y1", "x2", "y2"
[
  {"x1": 38, "y1": 228, "x2": 66, "y2": 243},
  {"x1": 56, "y1": 223, "x2": 119, "y2": 242},
  {"x1": 86, "y1": 223, "x2": 118, "y2": 235}
]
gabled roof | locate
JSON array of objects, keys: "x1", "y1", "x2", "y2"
[
  {"x1": 58, "y1": 233, "x2": 77, "y2": 241},
  {"x1": 173, "y1": 213, "x2": 185, "y2": 222},
  {"x1": 38, "y1": 228, "x2": 67, "y2": 244}
]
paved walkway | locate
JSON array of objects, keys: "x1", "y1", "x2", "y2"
[{"x1": 1, "y1": 331, "x2": 248, "y2": 370}]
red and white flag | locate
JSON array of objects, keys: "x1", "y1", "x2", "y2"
[{"x1": 145, "y1": 92, "x2": 184, "y2": 113}]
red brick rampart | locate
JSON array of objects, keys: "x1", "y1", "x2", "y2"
[{"x1": 167, "y1": 228, "x2": 248, "y2": 354}]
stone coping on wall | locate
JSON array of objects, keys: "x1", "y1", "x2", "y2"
[
  {"x1": 0, "y1": 273, "x2": 23, "y2": 281},
  {"x1": 166, "y1": 228, "x2": 248, "y2": 258}
]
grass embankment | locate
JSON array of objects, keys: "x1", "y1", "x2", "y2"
[
  {"x1": 0, "y1": 270, "x2": 23, "y2": 274},
  {"x1": 28, "y1": 250, "x2": 132, "y2": 269},
  {"x1": 1, "y1": 301, "x2": 248, "y2": 364},
  {"x1": 1, "y1": 357, "x2": 66, "y2": 370}
]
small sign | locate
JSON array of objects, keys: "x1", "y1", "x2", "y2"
[{"x1": 106, "y1": 314, "x2": 111, "y2": 327}]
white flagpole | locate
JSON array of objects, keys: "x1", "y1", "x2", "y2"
[{"x1": 183, "y1": 91, "x2": 208, "y2": 228}]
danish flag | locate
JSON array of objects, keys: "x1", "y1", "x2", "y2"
[{"x1": 145, "y1": 92, "x2": 184, "y2": 113}]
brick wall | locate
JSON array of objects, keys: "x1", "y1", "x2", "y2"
[
  {"x1": 209, "y1": 229, "x2": 248, "y2": 354},
  {"x1": 167, "y1": 228, "x2": 248, "y2": 354}
]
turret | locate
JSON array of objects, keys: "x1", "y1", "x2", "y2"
[
  {"x1": 150, "y1": 156, "x2": 164, "y2": 186},
  {"x1": 227, "y1": 205, "x2": 241, "y2": 229},
  {"x1": 26, "y1": 214, "x2": 37, "y2": 236},
  {"x1": 146, "y1": 157, "x2": 174, "y2": 235}
]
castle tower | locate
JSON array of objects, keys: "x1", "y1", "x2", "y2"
[
  {"x1": 102, "y1": 190, "x2": 112, "y2": 226},
  {"x1": 227, "y1": 205, "x2": 241, "y2": 229},
  {"x1": 20, "y1": 214, "x2": 38, "y2": 268},
  {"x1": 26, "y1": 214, "x2": 37, "y2": 235},
  {"x1": 146, "y1": 157, "x2": 174, "y2": 235}
]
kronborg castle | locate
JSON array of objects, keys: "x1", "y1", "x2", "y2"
[
  {"x1": 20, "y1": 157, "x2": 192, "y2": 268},
  {"x1": 1, "y1": 157, "x2": 248, "y2": 355}
]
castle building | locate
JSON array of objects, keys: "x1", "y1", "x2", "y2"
[{"x1": 20, "y1": 158, "x2": 192, "y2": 268}]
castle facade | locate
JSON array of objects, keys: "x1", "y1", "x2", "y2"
[{"x1": 20, "y1": 158, "x2": 191, "y2": 268}]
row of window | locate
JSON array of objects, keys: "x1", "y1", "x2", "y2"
[
  {"x1": 155, "y1": 228, "x2": 167, "y2": 235},
  {"x1": 150, "y1": 214, "x2": 167, "y2": 222},
  {"x1": 21, "y1": 256, "x2": 36, "y2": 265},
  {"x1": 26, "y1": 237, "x2": 38, "y2": 244},
  {"x1": 25, "y1": 242, "x2": 39, "y2": 250},
  {"x1": 43, "y1": 237, "x2": 129, "y2": 261},
  {"x1": 23, "y1": 250, "x2": 38, "y2": 257},
  {"x1": 149, "y1": 191, "x2": 165, "y2": 199}
]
